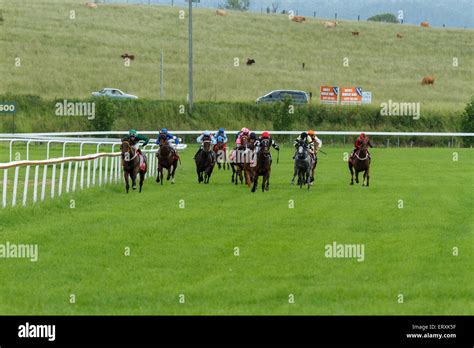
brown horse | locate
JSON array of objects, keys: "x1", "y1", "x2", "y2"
[
  {"x1": 121, "y1": 140, "x2": 146, "y2": 193},
  {"x1": 251, "y1": 138, "x2": 272, "y2": 192},
  {"x1": 231, "y1": 135, "x2": 252, "y2": 186},
  {"x1": 195, "y1": 140, "x2": 216, "y2": 184},
  {"x1": 156, "y1": 135, "x2": 179, "y2": 185},
  {"x1": 213, "y1": 139, "x2": 230, "y2": 170},
  {"x1": 349, "y1": 138, "x2": 371, "y2": 186}
]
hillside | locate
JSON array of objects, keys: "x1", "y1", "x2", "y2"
[{"x1": 0, "y1": 0, "x2": 473, "y2": 112}]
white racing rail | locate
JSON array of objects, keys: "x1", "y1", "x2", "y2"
[{"x1": 0, "y1": 150, "x2": 159, "y2": 209}]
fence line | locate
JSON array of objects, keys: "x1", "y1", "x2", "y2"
[{"x1": 0, "y1": 150, "x2": 158, "y2": 209}]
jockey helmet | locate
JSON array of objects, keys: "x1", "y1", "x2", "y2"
[
  {"x1": 249, "y1": 132, "x2": 257, "y2": 140},
  {"x1": 360, "y1": 132, "x2": 366, "y2": 138},
  {"x1": 262, "y1": 131, "x2": 270, "y2": 138},
  {"x1": 161, "y1": 128, "x2": 168, "y2": 134},
  {"x1": 217, "y1": 135, "x2": 224, "y2": 143},
  {"x1": 129, "y1": 129, "x2": 137, "y2": 137},
  {"x1": 203, "y1": 130, "x2": 211, "y2": 136},
  {"x1": 219, "y1": 128, "x2": 225, "y2": 133},
  {"x1": 241, "y1": 127, "x2": 249, "y2": 134},
  {"x1": 308, "y1": 130, "x2": 315, "y2": 136},
  {"x1": 301, "y1": 132, "x2": 307, "y2": 139}
]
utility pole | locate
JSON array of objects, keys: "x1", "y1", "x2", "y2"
[
  {"x1": 160, "y1": 50, "x2": 164, "y2": 99},
  {"x1": 188, "y1": 0, "x2": 193, "y2": 113}
]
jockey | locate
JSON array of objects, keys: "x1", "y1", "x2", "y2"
[
  {"x1": 214, "y1": 128, "x2": 228, "y2": 144},
  {"x1": 293, "y1": 132, "x2": 313, "y2": 158},
  {"x1": 156, "y1": 128, "x2": 179, "y2": 147},
  {"x1": 236, "y1": 127, "x2": 250, "y2": 147},
  {"x1": 256, "y1": 131, "x2": 280, "y2": 152},
  {"x1": 308, "y1": 130, "x2": 322, "y2": 157},
  {"x1": 248, "y1": 132, "x2": 258, "y2": 149},
  {"x1": 123, "y1": 129, "x2": 149, "y2": 170},
  {"x1": 195, "y1": 130, "x2": 216, "y2": 158},
  {"x1": 352, "y1": 132, "x2": 373, "y2": 158},
  {"x1": 125, "y1": 129, "x2": 149, "y2": 150}
]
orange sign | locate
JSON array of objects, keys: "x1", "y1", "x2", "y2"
[
  {"x1": 340, "y1": 87, "x2": 363, "y2": 105},
  {"x1": 320, "y1": 86, "x2": 339, "y2": 104}
]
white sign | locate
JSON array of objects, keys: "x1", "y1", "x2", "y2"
[{"x1": 362, "y1": 91, "x2": 372, "y2": 104}]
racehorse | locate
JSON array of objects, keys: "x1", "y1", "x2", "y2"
[
  {"x1": 156, "y1": 135, "x2": 179, "y2": 185},
  {"x1": 349, "y1": 137, "x2": 371, "y2": 186},
  {"x1": 251, "y1": 138, "x2": 272, "y2": 192},
  {"x1": 291, "y1": 140, "x2": 313, "y2": 190},
  {"x1": 195, "y1": 139, "x2": 216, "y2": 184},
  {"x1": 231, "y1": 135, "x2": 251, "y2": 186},
  {"x1": 121, "y1": 140, "x2": 147, "y2": 193},
  {"x1": 214, "y1": 137, "x2": 230, "y2": 171}
]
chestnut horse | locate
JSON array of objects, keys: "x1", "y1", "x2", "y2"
[
  {"x1": 349, "y1": 137, "x2": 371, "y2": 186},
  {"x1": 214, "y1": 138, "x2": 230, "y2": 170},
  {"x1": 231, "y1": 135, "x2": 252, "y2": 186},
  {"x1": 121, "y1": 140, "x2": 146, "y2": 193}
]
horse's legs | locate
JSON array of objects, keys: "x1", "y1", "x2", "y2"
[
  {"x1": 355, "y1": 170, "x2": 360, "y2": 184},
  {"x1": 139, "y1": 171, "x2": 144, "y2": 193},
  {"x1": 349, "y1": 162, "x2": 354, "y2": 185},
  {"x1": 131, "y1": 170, "x2": 137, "y2": 190},
  {"x1": 171, "y1": 161, "x2": 177, "y2": 184},
  {"x1": 307, "y1": 167, "x2": 312, "y2": 190},
  {"x1": 366, "y1": 167, "x2": 370, "y2": 187},
  {"x1": 265, "y1": 171, "x2": 270, "y2": 191},
  {"x1": 231, "y1": 164, "x2": 235, "y2": 183},
  {"x1": 124, "y1": 172, "x2": 130, "y2": 193},
  {"x1": 167, "y1": 165, "x2": 173, "y2": 181},
  {"x1": 156, "y1": 164, "x2": 161, "y2": 183},
  {"x1": 291, "y1": 163, "x2": 298, "y2": 185},
  {"x1": 251, "y1": 174, "x2": 258, "y2": 193}
]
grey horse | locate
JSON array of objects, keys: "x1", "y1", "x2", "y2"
[{"x1": 291, "y1": 140, "x2": 313, "y2": 190}]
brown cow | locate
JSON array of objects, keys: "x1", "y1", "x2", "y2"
[
  {"x1": 420, "y1": 21, "x2": 429, "y2": 27},
  {"x1": 351, "y1": 31, "x2": 359, "y2": 36},
  {"x1": 396, "y1": 33, "x2": 403, "y2": 38},
  {"x1": 216, "y1": 9, "x2": 226, "y2": 16},
  {"x1": 324, "y1": 21, "x2": 337, "y2": 28},
  {"x1": 421, "y1": 76, "x2": 435, "y2": 85},
  {"x1": 86, "y1": 2, "x2": 97, "y2": 8},
  {"x1": 292, "y1": 16, "x2": 306, "y2": 23}
]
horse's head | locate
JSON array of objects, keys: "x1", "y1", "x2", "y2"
[
  {"x1": 158, "y1": 134, "x2": 168, "y2": 145},
  {"x1": 297, "y1": 141, "x2": 308, "y2": 160},
  {"x1": 359, "y1": 137, "x2": 369, "y2": 155},
  {"x1": 203, "y1": 140, "x2": 212, "y2": 152},
  {"x1": 259, "y1": 138, "x2": 270, "y2": 153},
  {"x1": 240, "y1": 135, "x2": 249, "y2": 149},
  {"x1": 121, "y1": 140, "x2": 134, "y2": 161}
]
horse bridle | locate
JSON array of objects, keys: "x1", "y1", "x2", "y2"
[{"x1": 122, "y1": 141, "x2": 138, "y2": 162}]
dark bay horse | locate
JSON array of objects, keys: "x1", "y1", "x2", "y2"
[
  {"x1": 156, "y1": 135, "x2": 179, "y2": 185},
  {"x1": 121, "y1": 140, "x2": 146, "y2": 193},
  {"x1": 195, "y1": 139, "x2": 216, "y2": 184},
  {"x1": 291, "y1": 140, "x2": 312, "y2": 190},
  {"x1": 251, "y1": 138, "x2": 272, "y2": 193},
  {"x1": 349, "y1": 137, "x2": 371, "y2": 186}
]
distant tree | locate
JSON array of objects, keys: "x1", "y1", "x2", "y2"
[
  {"x1": 223, "y1": 0, "x2": 250, "y2": 11},
  {"x1": 367, "y1": 13, "x2": 399, "y2": 23},
  {"x1": 461, "y1": 97, "x2": 474, "y2": 146}
]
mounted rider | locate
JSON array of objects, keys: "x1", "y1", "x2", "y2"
[
  {"x1": 293, "y1": 132, "x2": 313, "y2": 159},
  {"x1": 213, "y1": 128, "x2": 228, "y2": 144},
  {"x1": 308, "y1": 130, "x2": 322, "y2": 160},
  {"x1": 156, "y1": 128, "x2": 180, "y2": 160},
  {"x1": 123, "y1": 129, "x2": 149, "y2": 171},
  {"x1": 195, "y1": 130, "x2": 216, "y2": 159},
  {"x1": 235, "y1": 127, "x2": 250, "y2": 147},
  {"x1": 254, "y1": 131, "x2": 279, "y2": 164},
  {"x1": 351, "y1": 132, "x2": 373, "y2": 161}
]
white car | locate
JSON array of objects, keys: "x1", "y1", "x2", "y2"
[{"x1": 91, "y1": 88, "x2": 138, "y2": 99}]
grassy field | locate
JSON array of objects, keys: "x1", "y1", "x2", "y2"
[
  {"x1": 0, "y1": 145, "x2": 472, "y2": 315},
  {"x1": 0, "y1": 0, "x2": 473, "y2": 112}
]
